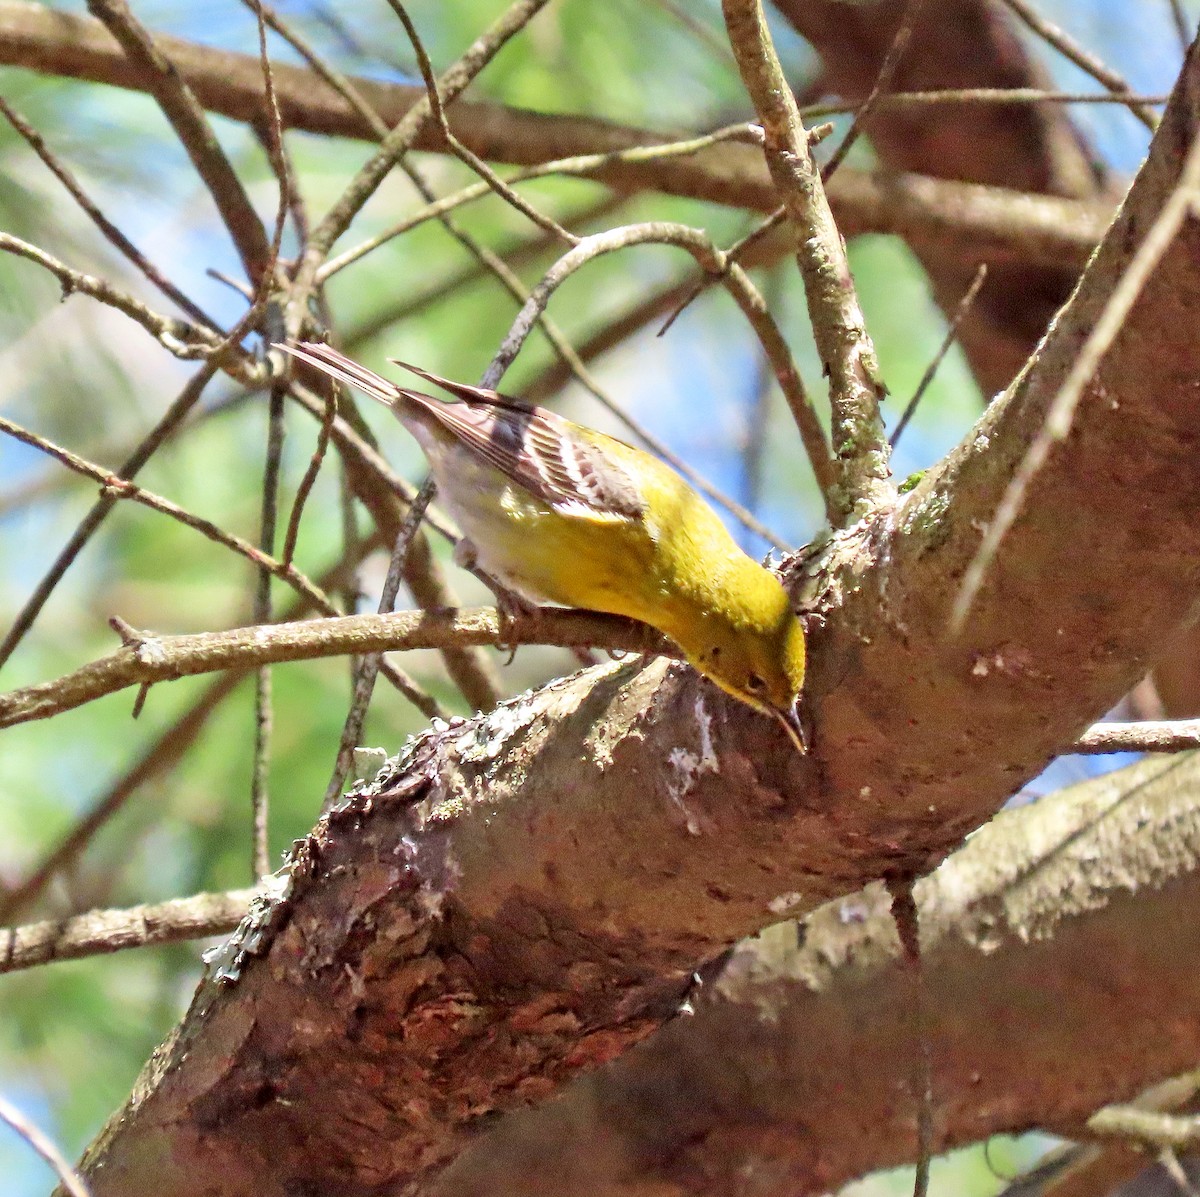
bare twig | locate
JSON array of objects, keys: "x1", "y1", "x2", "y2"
[
  {"x1": 0, "y1": 233, "x2": 257, "y2": 380},
  {"x1": 282, "y1": 377, "x2": 338, "y2": 566},
  {"x1": 646, "y1": 0, "x2": 734, "y2": 62},
  {"x1": 323, "y1": 480, "x2": 438, "y2": 808},
  {"x1": 246, "y1": 0, "x2": 293, "y2": 881},
  {"x1": 1, "y1": 889, "x2": 260, "y2": 974},
  {"x1": 0, "y1": 1094, "x2": 91, "y2": 1197},
  {"x1": 0, "y1": 362, "x2": 221, "y2": 672},
  {"x1": 954, "y1": 133, "x2": 1200, "y2": 628},
  {"x1": 1087, "y1": 1106, "x2": 1200, "y2": 1152},
  {"x1": 722, "y1": 0, "x2": 893, "y2": 522},
  {"x1": 0, "y1": 608, "x2": 668, "y2": 729},
  {"x1": 251, "y1": 369, "x2": 286, "y2": 880},
  {"x1": 85, "y1": 0, "x2": 271, "y2": 278},
  {"x1": 803, "y1": 89, "x2": 1171, "y2": 118},
  {"x1": 0, "y1": 411, "x2": 335, "y2": 613},
  {"x1": 1168, "y1": 0, "x2": 1192, "y2": 54},
  {"x1": 0, "y1": 94, "x2": 219, "y2": 329},
  {"x1": 999, "y1": 0, "x2": 1158, "y2": 130},
  {"x1": 887, "y1": 877, "x2": 933, "y2": 1197},
  {"x1": 891, "y1": 264, "x2": 988, "y2": 449},
  {"x1": 739, "y1": 268, "x2": 781, "y2": 524},
  {"x1": 820, "y1": 0, "x2": 926, "y2": 184},
  {"x1": 387, "y1": 0, "x2": 577, "y2": 247}
]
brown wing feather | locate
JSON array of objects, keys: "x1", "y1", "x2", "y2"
[{"x1": 284, "y1": 343, "x2": 645, "y2": 520}]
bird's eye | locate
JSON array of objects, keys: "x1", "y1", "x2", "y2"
[{"x1": 745, "y1": 673, "x2": 767, "y2": 696}]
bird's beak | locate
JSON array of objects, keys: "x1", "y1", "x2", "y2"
[{"x1": 771, "y1": 702, "x2": 808, "y2": 755}]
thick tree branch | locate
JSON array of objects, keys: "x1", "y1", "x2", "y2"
[
  {"x1": 431, "y1": 751, "x2": 1200, "y2": 1195},
  {"x1": 0, "y1": 2, "x2": 1109, "y2": 274}
]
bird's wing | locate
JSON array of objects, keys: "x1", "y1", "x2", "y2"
[
  {"x1": 390, "y1": 360, "x2": 646, "y2": 521},
  {"x1": 281, "y1": 343, "x2": 646, "y2": 520}
]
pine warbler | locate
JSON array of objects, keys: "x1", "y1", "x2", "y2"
[{"x1": 282, "y1": 341, "x2": 807, "y2": 751}]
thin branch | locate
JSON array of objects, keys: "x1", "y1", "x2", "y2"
[
  {"x1": 0, "y1": 361, "x2": 221, "y2": 672},
  {"x1": 323, "y1": 480, "x2": 439, "y2": 808},
  {"x1": 820, "y1": 0, "x2": 926, "y2": 184},
  {"x1": 0, "y1": 1094, "x2": 91, "y2": 1197},
  {"x1": 999, "y1": 0, "x2": 1158, "y2": 130},
  {"x1": 0, "y1": 411, "x2": 335, "y2": 614},
  {"x1": 740, "y1": 268, "x2": 782, "y2": 523},
  {"x1": 1167, "y1": 0, "x2": 1192, "y2": 54},
  {"x1": 0, "y1": 233, "x2": 258, "y2": 380},
  {"x1": 1086, "y1": 1106, "x2": 1200, "y2": 1152},
  {"x1": 954, "y1": 133, "x2": 1200, "y2": 628},
  {"x1": 85, "y1": 0, "x2": 271, "y2": 279},
  {"x1": 891, "y1": 263, "x2": 988, "y2": 449},
  {"x1": 251, "y1": 371, "x2": 286, "y2": 880},
  {"x1": 1, "y1": 888, "x2": 260, "y2": 974},
  {"x1": 0, "y1": 608, "x2": 669, "y2": 729},
  {"x1": 803, "y1": 88, "x2": 1171, "y2": 118},
  {"x1": 387, "y1": 0, "x2": 576, "y2": 246},
  {"x1": 722, "y1": 0, "x2": 894, "y2": 523},
  {"x1": 1073, "y1": 719, "x2": 1200, "y2": 754},
  {"x1": 483, "y1": 220, "x2": 838, "y2": 520},
  {"x1": 246, "y1": 0, "x2": 292, "y2": 882},
  {"x1": 0, "y1": 93, "x2": 219, "y2": 329},
  {"x1": 282, "y1": 377, "x2": 337, "y2": 566}
]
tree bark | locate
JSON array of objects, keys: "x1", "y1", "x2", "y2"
[{"x1": 433, "y1": 751, "x2": 1200, "y2": 1196}]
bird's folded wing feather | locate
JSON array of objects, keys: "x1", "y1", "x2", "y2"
[
  {"x1": 284, "y1": 343, "x2": 647, "y2": 522},
  {"x1": 413, "y1": 392, "x2": 646, "y2": 522}
]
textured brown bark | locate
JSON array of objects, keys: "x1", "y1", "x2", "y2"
[
  {"x1": 433, "y1": 752, "x2": 1200, "y2": 1197},
  {"x1": 74, "y1": 38, "x2": 1200, "y2": 1196}
]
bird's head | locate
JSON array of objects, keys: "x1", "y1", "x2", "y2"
[{"x1": 687, "y1": 603, "x2": 807, "y2": 753}]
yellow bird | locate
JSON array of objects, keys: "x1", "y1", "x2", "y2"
[{"x1": 282, "y1": 342, "x2": 807, "y2": 751}]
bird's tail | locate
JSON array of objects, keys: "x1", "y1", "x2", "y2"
[{"x1": 275, "y1": 341, "x2": 403, "y2": 408}]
